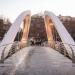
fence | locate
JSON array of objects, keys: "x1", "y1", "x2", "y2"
[{"x1": 0, "y1": 40, "x2": 75, "y2": 63}]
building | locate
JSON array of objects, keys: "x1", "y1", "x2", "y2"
[
  {"x1": 0, "y1": 18, "x2": 11, "y2": 40},
  {"x1": 28, "y1": 15, "x2": 75, "y2": 41},
  {"x1": 58, "y1": 15, "x2": 75, "y2": 41},
  {"x1": 0, "y1": 14, "x2": 75, "y2": 41}
]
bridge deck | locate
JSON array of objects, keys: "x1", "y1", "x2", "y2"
[{"x1": 0, "y1": 46, "x2": 75, "y2": 75}]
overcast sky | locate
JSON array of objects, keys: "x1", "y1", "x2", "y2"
[{"x1": 0, "y1": 0, "x2": 75, "y2": 22}]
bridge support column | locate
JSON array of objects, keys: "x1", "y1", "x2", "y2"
[
  {"x1": 20, "y1": 15, "x2": 31, "y2": 48},
  {"x1": 44, "y1": 15, "x2": 55, "y2": 48}
]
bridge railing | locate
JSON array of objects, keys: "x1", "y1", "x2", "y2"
[
  {"x1": 0, "y1": 40, "x2": 32, "y2": 63},
  {"x1": 54, "y1": 41, "x2": 75, "y2": 63},
  {"x1": 40, "y1": 40, "x2": 75, "y2": 63},
  {"x1": 0, "y1": 41, "x2": 20, "y2": 63},
  {"x1": 0, "y1": 40, "x2": 75, "y2": 63}
]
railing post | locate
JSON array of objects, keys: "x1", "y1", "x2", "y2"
[
  {"x1": 69, "y1": 45, "x2": 75, "y2": 63},
  {"x1": 0, "y1": 46, "x2": 6, "y2": 63},
  {"x1": 64, "y1": 49, "x2": 67, "y2": 57}
]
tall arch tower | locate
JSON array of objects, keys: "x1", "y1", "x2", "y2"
[{"x1": 0, "y1": 10, "x2": 75, "y2": 60}]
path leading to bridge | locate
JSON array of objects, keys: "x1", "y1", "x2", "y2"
[{"x1": 0, "y1": 46, "x2": 75, "y2": 75}]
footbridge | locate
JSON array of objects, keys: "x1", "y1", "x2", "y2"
[{"x1": 0, "y1": 10, "x2": 75, "y2": 75}]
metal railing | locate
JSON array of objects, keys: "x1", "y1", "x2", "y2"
[
  {"x1": 54, "y1": 41, "x2": 75, "y2": 63},
  {"x1": 0, "y1": 40, "x2": 32, "y2": 63},
  {"x1": 37, "y1": 40, "x2": 75, "y2": 63},
  {"x1": 0, "y1": 41, "x2": 20, "y2": 63},
  {"x1": 0, "y1": 40, "x2": 75, "y2": 63}
]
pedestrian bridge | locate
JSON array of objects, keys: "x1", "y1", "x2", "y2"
[
  {"x1": 0, "y1": 46, "x2": 75, "y2": 75},
  {"x1": 0, "y1": 10, "x2": 75, "y2": 75}
]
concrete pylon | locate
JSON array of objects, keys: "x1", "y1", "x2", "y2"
[
  {"x1": 44, "y1": 15, "x2": 55, "y2": 48},
  {"x1": 20, "y1": 15, "x2": 31, "y2": 48}
]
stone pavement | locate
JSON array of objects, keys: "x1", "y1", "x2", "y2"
[{"x1": 0, "y1": 46, "x2": 75, "y2": 75}]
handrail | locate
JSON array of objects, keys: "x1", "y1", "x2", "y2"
[
  {"x1": 0, "y1": 41, "x2": 20, "y2": 63},
  {"x1": 0, "y1": 40, "x2": 75, "y2": 63},
  {"x1": 0, "y1": 40, "x2": 31, "y2": 63},
  {"x1": 41, "y1": 40, "x2": 75, "y2": 63},
  {"x1": 53, "y1": 41, "x2": 75, "y2": 63},
  {"x1": 0, "y1": 41, "x2": 19, "y2": 48}
]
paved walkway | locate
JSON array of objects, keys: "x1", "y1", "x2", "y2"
[{"x1": 0, "y1": 46, "x2": 75, "y2": 75}]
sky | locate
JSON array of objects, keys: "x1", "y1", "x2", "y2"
[{"x1": 0, "y1": 0, "x2": 75, "y2": 22}]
